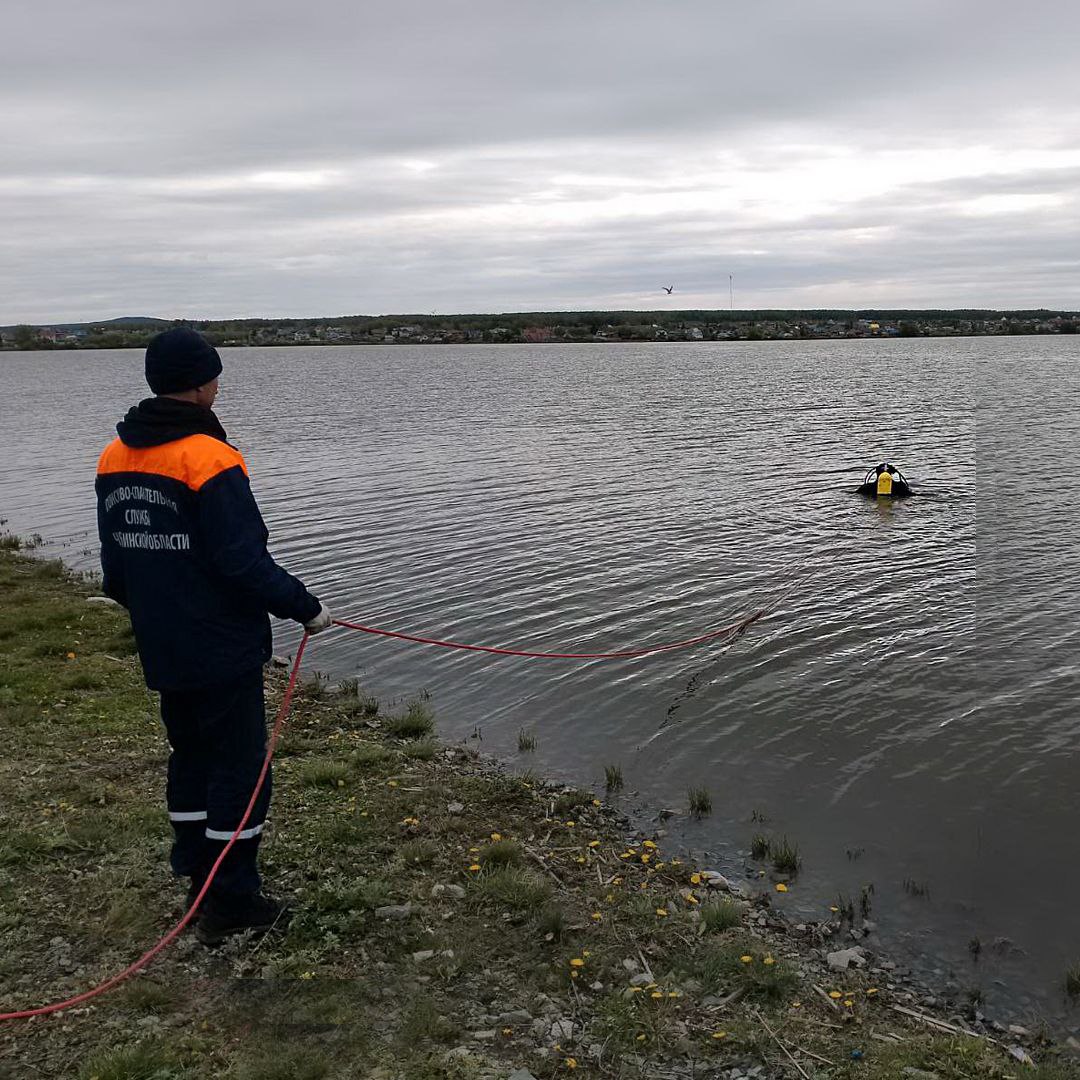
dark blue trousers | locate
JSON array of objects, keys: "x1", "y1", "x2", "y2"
[{"x1": 159, "y1": 667, "x2": 270, "y2": 905}]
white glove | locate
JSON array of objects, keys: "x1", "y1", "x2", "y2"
[{"x1": 303, "y1": 604, "x2": 333, "y2": 634}]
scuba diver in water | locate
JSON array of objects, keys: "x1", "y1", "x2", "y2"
[{"x1": 857, "y1": 462, "x2": 912, "y2": 498}]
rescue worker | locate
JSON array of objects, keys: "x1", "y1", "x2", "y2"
[{"x1": 95, "y1": 326, "x2": 331, "y2": 946}]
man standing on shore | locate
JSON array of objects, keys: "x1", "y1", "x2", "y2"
[{"x1": 94, "y1": 326, "x2": 331, "y2": 945}]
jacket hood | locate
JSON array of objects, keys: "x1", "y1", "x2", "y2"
[{"x1": 116, "y1": 397, "x2": 230, "y2": 448}]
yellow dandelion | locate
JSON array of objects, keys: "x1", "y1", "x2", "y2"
[
  {"x1": 655, "y1": 908, "x2": 669, "y2": 917},
  {"x1": 565, "y1": 1057, "x2": 577, "y2": 1069},
  {"x1": 775, "y1": 883, "x2": 789, "y2": 893},
  {"x1": 570, "y1": 970, "x2": 579, "y2": 979},
  {"x1": 641, "y1": 853, "x2": 651, "y2": 864},
  {"x1": 592, "y1": 798, "x2": 602, "y2": 806},
  {"x1": 629, "y1": 986, "x2": 643, "y2": 994},
  {"x1": 583, "y1": 950, "x2": 591, "y2": 957},
  {"x1": 654, "y1": 861, "x2": 665, "y2": 869},
  {"x1": 605, "y1": 893, "x2": 615, "y2": 903},
  {"x1": 763, "y1": 956, "x2": 776, "y2": 966},
  {"x1": 843, "y1": 999, "x2": 854, "y2": 1008},
  {"x1": 565, "y1": 820, "x2": 576, "y2": 827},
  {"x1": 575, "y1": 856, "x2": 586, "y2": 864},
  {"x1": 685, "y1": 893, "x2": 699, "y2": 905},
  {"x1": 612, "y1": 877, "x2": 623, "y2": 885},
  {"x1": 570, "y1": 957, "x2": 585, "y2": 967},
  {"x1": 829, "y1": 905, "x2": 840, "y2": 913},
  {"x1": 636, "y1": 1034, "x2": 647, "y2": 1042},
  {"x1": 792, "y1": 1001, "x2": 802, "y2": 1009},
  {"x1": 829, "y1": 990, "x2": 842, "y2": 1000},
  {"x1": 740, "y1": 955, "x2": 753, "y2": 964},
  {"x1": 711, "y1": 1030, "x2": 727, "y2": 1040},
  {"x1": 386, "y1": 780, "x2": 398, "y2": 787},
  {"x1": 651, "y1": 991, "x2": 663, "y2": 999},
  {"x1": 490, "y1": 832, "x2": 502, "y2": 841},
  {"x1": 468, "y1": 863, "x2": 481, "y2": 872},
  {"x1": 66, "y1": 652, "x2": 76, "y2": 660},
  {"x1": 643, "y1": 840, "x2": 657, "y2": 849},
  {"x1": 588, "y1": 840, "x2": 600, "y2": 848},
  {"x1": 501, "y1": 1027, "x2": 513, "y2": 1036},
  {"x1": 469, "y1": 847, "x2": 480, "y2": 853},
  {"x1": 670, "y1": 857, "x2": 682, "y2": 866},
  {"x1": 298, "y1": 971, "x2": 315, "y2": 980},
  {"x1": 689, "y1": 873, "x2": 702, "y2": 885},
  {"x1": 591, "y1": 912, "x2": 602, "y2": 921},
  {"x1": 866, "y1": 988, "x2": 879, "y2": 996},
  {"x1": 667, "y1": 991, "x2": 680, "y2": 998}
]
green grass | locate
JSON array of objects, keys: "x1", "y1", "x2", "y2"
[
  {"x1": 604, "y1": 763, "x2": 624, "y2": 792},
  {"x1": 517, "y1": 728, "x2": 536, "y2": 752},
  {"x1": 472, "y1": 866, "x2": 552, "y2": 912},
  {"x1": 700, "y1": 897, "x2": 744, "y2": 933},
  {"x1": 78, "y1": 1041, "x2": 186, "y2": 1080},
  {"x1": 770, "y1": 835, "x2": 800, "y2": 875},
  {"x1": 226, "y1": 1046, "x2": 332, "y2": 1080},
  {"x1": 478, "y1": 838, "x2": 523, "y2": 867},
  {"x1": 398, "y1": 838, "x2": 439, "y2": 867},
  {"x1": 553, "y1": 788, "x2": 592, "y2": 816},
  {"x1": 294, "y1": 757, "x2": 351, "y2": 788},
  {"x1": 384, "y1": 698, "x2": 435, "y2": 740},
  {"x1": 688, "y1": 785, "x2": 712, "y2": 818},
  {"x1": 1066, "y1": 962, "x2": 1080, "y2": 998},
  {"x1": 686, "y1": 942, "x2": 798, "y2": 1001}
]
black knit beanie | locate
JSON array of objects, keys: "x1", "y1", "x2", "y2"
[{"x1": 145, "y1": 327, "x2": 223, "y2": 395}]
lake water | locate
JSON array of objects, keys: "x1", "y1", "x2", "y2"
[{"x1": 3, "y1": 338, "x2": 1078, "y2": 1029}]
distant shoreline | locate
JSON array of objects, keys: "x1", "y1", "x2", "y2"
[{"x1": 2, "y1": 308, "x2": 1076, "y2": 351}]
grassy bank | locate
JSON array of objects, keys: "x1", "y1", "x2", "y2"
[{"x1": 1, "y1": 544, "x2": 1077, "y2": 1079}]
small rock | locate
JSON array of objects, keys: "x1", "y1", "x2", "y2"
[
  {"x1": 374, "y1": 903, "x2": 412, "y2": 920},
  {"x1": 431, "y1": 883, "x2": 466, "y2": 900},
  {"x1": 589, "y1": 981, "x2": 604, "y2": 991},
  {"x1": 270, "y1": 654, "x2": 290, "y2": 667},
  {"x1": 548, "y1": 1018, "x2": 574, "y2": 1043},
  {"x1": 445, "y1": 1047, "x2": 472, "y2": 1061},
  {"x1": 827, "y1": 947, "x2": 867, "y2": 971},
  {"x1": 412, "y1": 950, "x2": 435, "y2": 963},
  {"x1": 1009, "y1": 1046, "x2": 1034, "y2": 1065},
  {"x1": 701, "y1": 870, "x2": 732, "y2": 890},
  {"x1": 629, "y1": 973, "x2": 653, "y2": 987},
  {"x1": 901, "y1": 1069, "x2": 941, "y2": 1079},
  {"x1": 507, "y1": 1071, "x2": 539, "y2": 1080},
  {"x1": 447, "y1": 802, "x2": 465, "y2": 814},
  {"x1": 86, "y1": 595, "x2": 119, "y2": 607},
  {"x1": 498, "y1": 1010, "x2": 533, "y2": 1026},
  {"x1": 471, "y1": 1030, "x2": 497, "y2": 1041},
  {"x1": 1008, "y1": 1024, "x2": 1029, "y2": 1037}
]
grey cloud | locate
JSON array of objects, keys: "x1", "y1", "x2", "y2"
[{"x1": 2, "y1": 0, "x2": 1078, "y2": 320}]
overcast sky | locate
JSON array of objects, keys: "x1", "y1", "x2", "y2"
[{"x1": 3, "y1": 0, "x2": 1078, "y2": 323}]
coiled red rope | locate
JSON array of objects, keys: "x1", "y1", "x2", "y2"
[{"x1": 0, "y1": 610, "x2": 761, "y2": 1022}]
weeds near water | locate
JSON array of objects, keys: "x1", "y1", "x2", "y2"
[
  {"x1": 903, "y1": 878, "x2": 931, "y2": 898},
  {"x1": 750, "y1": 808, "x2": 769, "y2": 824},
  {"x1": 750, "y1": 834, "x2": 771, "y2": 860},
  {"x1": 604, "y1": 764, "x2": 624, "y2": 792},
  {"x1": 969, "y1": 937, "x2": 982, "y2": 957},
  {"x1": 833, "y1": 895, "x2": 855, "y2": 922},
  {"x1": 860, "y1": 882, "x2": 874, "y2": 917},
  {"x1": 303, "y1": 671, "x2": 331, "y2": 700},
  {"x1": 700, "y1": 898, "x2": 743, "y2": 934},
  {"x1": 404, "y1": 739, "x2": 437, "y2": 761},
  {"x1": 553, "y1": 789, "x2": 592, "y2": 816},
  {"x1": 517, "y1": 728, "x2": 536, "y2": 752},
  {"x1": 1065, "y1": 964, "x2": 1080, "y2": 999},
  {"x1": 688, "y1": 785, "x2": 712, "y2": 819},
  {"x1": 385, "y1": 698, "x2": 435, "y2": 740},
  {"x1": 771, "y1": 836, "x2": 800, "y2": 875}
]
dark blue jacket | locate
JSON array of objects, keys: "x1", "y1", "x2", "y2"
[{"x1": 95, "y1": 398, "x2": 320, "y2": 691}]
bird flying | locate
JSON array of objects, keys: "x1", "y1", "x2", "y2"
[{"x1": 662, "y1": 285, "x2": 674, "y2": 294}]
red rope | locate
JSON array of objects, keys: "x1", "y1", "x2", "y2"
[
  {"x1": 331, "y1": 610, "x2": 764, "y2": 658},
  {"x1": 0, "y1": 608, "x2": 763, "y2": 1022},
  {"x1": 0, "y1": 635, "x2": 310, "y2": 1022}
]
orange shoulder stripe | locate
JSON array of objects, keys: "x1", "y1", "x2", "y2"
[{"x1": 97, "y1": 435, "x2": 248, "y2": 491}]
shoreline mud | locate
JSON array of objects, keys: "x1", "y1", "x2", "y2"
[{"x1": 1, "y1": 542, "x2": 1077, "y2": 1078}]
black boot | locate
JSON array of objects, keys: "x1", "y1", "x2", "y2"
[{"x1": 195, "y1": 892, "x2": 290, "y2": 947}]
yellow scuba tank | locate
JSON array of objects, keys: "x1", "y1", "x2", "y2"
[{"x1": 876, "y1": 470, "x2": 893, "y2": 497}]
